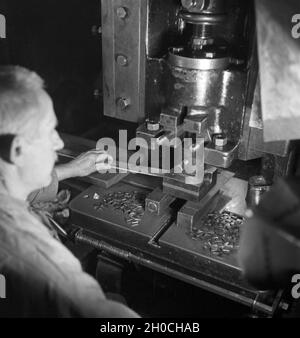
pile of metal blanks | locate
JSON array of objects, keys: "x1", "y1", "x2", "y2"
[{"x1": 188, "y1": 210, "x2": 244, "y2": 257}]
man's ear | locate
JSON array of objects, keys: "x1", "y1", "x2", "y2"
[
  {"x1": 0, "y1": 134, "x2": 16, "y2": 164},
  {"x1": 9, "y1": 136, "x2": 25, "y2": 165}
]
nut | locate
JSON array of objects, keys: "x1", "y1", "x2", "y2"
[
  {"x1": 116, "y1": 7, "x2": 128, "y2": 19},
  {"x1": 147, "y1": 120, "x2": 160, "y2": 132},
  {"x1": 214, "y1": 134, "x2": 228, "y2": 147}
]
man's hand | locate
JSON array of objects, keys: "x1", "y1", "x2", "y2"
[{"x1": 55, "y1": 150, "x2": 113, "y2": 181}]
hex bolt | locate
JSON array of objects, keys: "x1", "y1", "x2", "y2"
[
  {"x1": 117, "y1": 97, "x2": 130, "y2": 110},
  {"x1": 116, "y1": 54, "x2": 128, "y2": 67},
  {"x1": 146, "y1": 119, "x2": 160, "y2": 132},
  {"x1": 116, "y1": 7, "x2": 128, "y2": 19},
  {"x1": 214, "y1": 134, "x2": 228, "y2": 147}
]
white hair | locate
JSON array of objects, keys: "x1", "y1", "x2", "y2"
[{"x1": 0, "y1": 65, "x2": 46, "y2": 137}]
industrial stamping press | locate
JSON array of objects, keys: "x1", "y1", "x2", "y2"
[{"x1": 67, "y1": 0, "x2": 294, "y2": 316}]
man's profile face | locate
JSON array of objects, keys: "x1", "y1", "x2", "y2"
[{"x1": 20, "y1": 92, "x2": 64, "y2": 193}]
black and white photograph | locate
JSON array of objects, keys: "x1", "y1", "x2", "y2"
[{"x1": 0, "y1": 0, "x2": 300, "y2": 323}]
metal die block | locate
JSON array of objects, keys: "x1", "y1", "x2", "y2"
[
  {"x1": 163, "y1": 167, "x2": 217, "y2": 202},
  {"x1": 136, "y1": 123, "x2": 164, "y2": 147},
  {"x1": 145, "y1": 187, "x2": 176, "y2": 216},
  {"x1": 184, "y1": 115, "x2": 208, "y2": 135},
  {"x1": 160, "y1": 108, "x2": 185, "y2": 131},
  {"x1": 205, "y1": 142, "x2": 239, "y2": 168}
]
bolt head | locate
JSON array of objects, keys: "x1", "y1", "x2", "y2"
[
  {"x1": 117, "y1": 7, "x2": 128, "y2": 19},
  {"x1": 147, "y1": 120, "x2": 160, "y2": 132},
  {"x1": 214, "y1": 134, "x2": 228, "y2": 147},
  {"x1": 147, "y1": 201, "x2": 158, "y2": 213},
  {"x1": 117, "y1": 97, "x2": 130, "y2": 110},
  {"x1": 116, "y1": 54, "x2": 128, "y2": 66}
]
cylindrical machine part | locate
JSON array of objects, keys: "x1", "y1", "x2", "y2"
[
  {"x1": 194, "y1": 24, "x2": 214, "y2": 39},
  {"x1": 168, "y1": 48, "x2": 230, "y2": 70},
  {"x1": 179, "y1": 12, "x2": 226, "y2": 25}
]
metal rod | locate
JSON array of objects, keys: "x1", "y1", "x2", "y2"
[{"x1": 73, "y1": 228, "x2": 276, "y2": 315}]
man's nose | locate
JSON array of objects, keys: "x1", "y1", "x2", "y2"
[{"x1": 53, "y1": 132, "x2": 64, "y2": 151}]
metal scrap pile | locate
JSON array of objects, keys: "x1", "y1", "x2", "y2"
[
  {"x1": 189, "y1": 211, "x2": 244, "y2": 257},
  {"x1": 93, "y1": 191, "x2": 146, "y2": 227}
]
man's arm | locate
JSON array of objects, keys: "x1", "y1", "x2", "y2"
[
  {"x1": 28, "y1": 170, "x2": 59, "y2": 204},
  {"x1": 28, "y1": 150, "x2": 112, "y2": 204},
  {"x1": 55, "y1": 150, "x2": 112, "y2": 181}
]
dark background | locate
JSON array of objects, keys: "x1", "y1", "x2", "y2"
[{"x1": 0, "y1": 0, "x2": 104, "y2": 136}]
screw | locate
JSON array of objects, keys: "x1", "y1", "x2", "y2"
[
  {"x1": 214, "y1": 134, "x2": 228, "y2": 147},
  {"x1": 116, "y1": 54, "x2": 128, "y2": 67},
  {"x1": 117, "y1": 97, "x2": 130, "y2": 110},
  {"x1": 117, "y1": 7, "x2": 128, "y2": 19}
]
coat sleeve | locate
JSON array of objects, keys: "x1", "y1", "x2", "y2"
[
  {"x1": 51, "y1": 269, "x2": 140, "y2": 318},
  {"x1": 27, "y1": 170, "x2": 59, "y2": 204}
]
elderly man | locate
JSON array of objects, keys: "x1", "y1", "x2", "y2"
[{"x1": 0, "y1": 65, "x2": 139, "y2": 318}]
